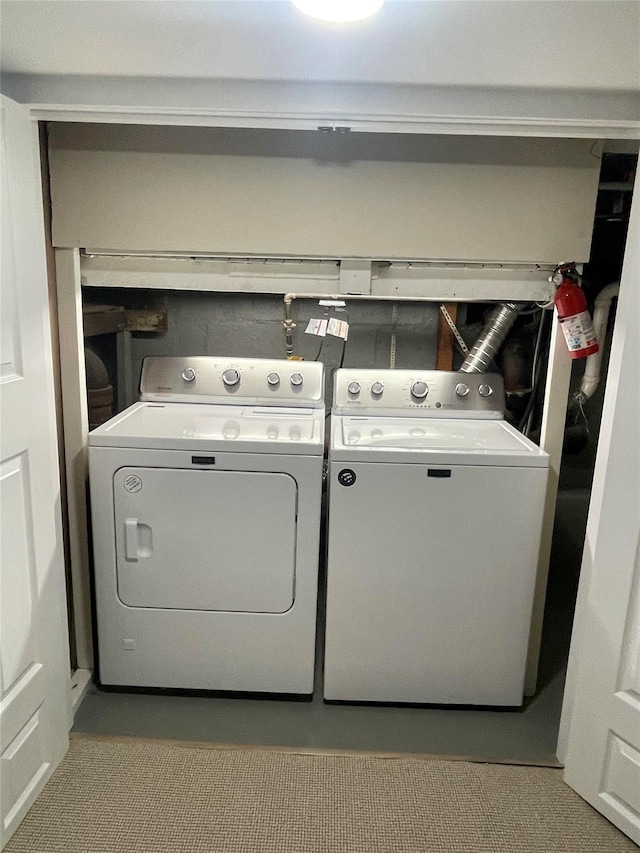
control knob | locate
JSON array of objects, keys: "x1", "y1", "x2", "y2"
[
  {"x1": 348, "y1": 381, "x2": 361, "y2": 396},
  {"x1": 455, "y1": 383, "x2": 469, "y2": 397},
  {"x1": 222, "y1": 368, "x2": 241, "y2": 387},
  {"x1": 267, "y1": 372, "x2": 280, "y2": 386},
  {"x1": 181, "y1": 367, "x2": 196, "y2": 382},
  {"x1": 371, "y1": 382, "x2": 384, "y2": 397},
  {"x1": 478, "y1": 384, "x2": 493, "y2": 398},
  {"x1": 411, "y1": 380, "x2": 429, "y2": 400},
  {"x1": 290, "y1": 373, "x2": 304, "y2": 388}
]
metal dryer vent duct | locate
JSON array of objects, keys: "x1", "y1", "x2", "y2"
[{"x1": 460, "y1": 302, "x2": 522, "y2": 373}]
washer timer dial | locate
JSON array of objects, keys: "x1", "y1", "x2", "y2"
[
  {"x1": 411, "y1": 380, "x2": 429, "y2": 400},
  {"x1": 222, "y1": 368, "x2": 241, "y2": 387}
]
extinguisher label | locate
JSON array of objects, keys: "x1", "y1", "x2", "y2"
[{"x1": 559, "y1": 311, "x2": 598, "y2": 352}]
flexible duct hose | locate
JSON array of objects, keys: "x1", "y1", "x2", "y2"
[{"x1": 459, "y1": 302, "x2": 522, "y2": 374}]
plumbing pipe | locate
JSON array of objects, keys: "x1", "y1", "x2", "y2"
[
  {"x1": 282, "y1": 291, "x2": 456, "y2": 359},
  {"x1": 459, "y1": 302, "x2": 522, "y2": 373},
  {"x1": 575, "y1": 282, "x2": 619, "y2": 403},
  {"x1": 282, "y1": 291, "x2": 528, "y2": 359},
  {"x1": 282, "y1": 292, "x2": 512, "y2": 305},
  {"x1": 283, "y1": 294, "x2": 297, "y2": 358}
]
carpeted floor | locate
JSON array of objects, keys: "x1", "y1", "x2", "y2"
[{"x1": 7, "y1": 735, "x2": 636, "y2": 853}]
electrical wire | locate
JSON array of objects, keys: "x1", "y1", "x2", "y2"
[
  {"x1": 525, "y1": 319, "x2": 547, "y2": 434},
  {"x1": 336, "y1": 306, "x2": 350, "y2": 369},
  {"x1": 530, "y1": 314, "x2": 546, "y2": 390},
  {"x1": 311, "y1": 305, "x2": 349, "y2": 371},
  {"x1": 312, "y1": 336, "x2": 325, "y2": 362},
  {"x1": 519, "y1": 311, "x2": 548, "y2": 436},
  {"x1": 574, "y1": 395, "x2": 590, "y2": 434},
  {"x1": 338, "y1": 340, "x2": 347, "y2": 368},
  {"x1": 311, "y1": 305, "x2": 331, "y2": 362},
  {"x1": 518, "y1": 303, "x2": 543, "y2": 316}
]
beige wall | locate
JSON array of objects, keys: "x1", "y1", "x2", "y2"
[{"x1": 49, "y1": 125, "x2": 600, "y2": 263}]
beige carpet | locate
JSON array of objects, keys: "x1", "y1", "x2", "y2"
[{"x1": 6, "y1": 735, "x2": 635, "y2": 853}]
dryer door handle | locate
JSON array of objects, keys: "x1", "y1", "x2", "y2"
[
  {"x1": 125, "y1": 518, "x2": 139, "y2": 561},
  {"x1": 124, "y1": 518, "x2": 153, "y2": 561}
]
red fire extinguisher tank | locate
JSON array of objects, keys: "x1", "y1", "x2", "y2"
[{"x1": 555, "y1": 277, "x2": 599, "y2": 359}]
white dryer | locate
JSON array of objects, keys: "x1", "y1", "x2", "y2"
[
  {"x1": 89, "y1": 356, "x2": 324, "y2": 695},
  {"x1": 324, "y1": 369, "x2": 549, "y2": 706}
]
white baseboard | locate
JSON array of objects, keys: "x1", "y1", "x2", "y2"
[{"x1": 70, "y1": 668, "x2": 92, "y2": 716}]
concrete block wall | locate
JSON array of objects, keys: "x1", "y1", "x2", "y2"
[{"x1": 118, "y1": 291, "x2": 439, "y2": 405}]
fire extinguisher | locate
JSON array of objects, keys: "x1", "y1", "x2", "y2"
[{"x1": 553, "y1": 263, "x2": 599, "y2": 359}]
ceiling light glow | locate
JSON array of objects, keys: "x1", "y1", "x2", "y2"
[{"x1": 292, "y1": 0, "x2": 384, "y2": 23}]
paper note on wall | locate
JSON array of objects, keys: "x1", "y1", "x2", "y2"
[
  {"x1": 327, "y1": 318, "x2": 349, "y2": 340},
  {"x1": 305, "y1": 319, "x2": 328, "y2": 337}
]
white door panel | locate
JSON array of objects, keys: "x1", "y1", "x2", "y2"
[
  {"x1": 0, "y1": 95, "x2": 70, "y2": 848},
  {"x1": 113, "y1": 467, "x2": 297, "y2": 613},
  {"x1": 561, "y1": 186, "x2": 640, "y2": 845}
]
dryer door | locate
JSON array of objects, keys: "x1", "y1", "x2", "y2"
[{"x1": 113, "y1": 467, "x2": 297, "y2": 613}]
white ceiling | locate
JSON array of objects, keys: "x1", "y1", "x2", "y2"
[{"x1": 1, "y1": 0, "x2": 639, "y2": 91}]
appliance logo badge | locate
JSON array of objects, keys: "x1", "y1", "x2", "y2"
[
  {"x1": 124, "y1": 475, "x2": 143, "y2": 493},
  {"x1": 338, "y1": 469, "x2": 357, "y2": 487}
]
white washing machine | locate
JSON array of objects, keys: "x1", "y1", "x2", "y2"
[
  {"x1": 324, "y1": 369, "x2": 549, "y2": 706},
  {"x1": 89, "y1": 356, "x2": 324, "y2": 695}
]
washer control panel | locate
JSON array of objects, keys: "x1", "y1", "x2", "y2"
[
  {"x1": 141, "y1": 357, "x2": 324, "y2": 407},
  {"x1": 333, "y1": 370, "x2": 504, "y2": 417}
]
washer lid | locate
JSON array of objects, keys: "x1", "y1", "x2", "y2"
[
  {"x1": 89, "y1": 402, "x2": 324, "y2": 454},
  {"x1": 331, "y1": 416, "x2": 549, "y2": 467}
]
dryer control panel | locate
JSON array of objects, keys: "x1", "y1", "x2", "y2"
[
  {"x1": 333, "y1": 370, "x2": 504, "y2": 418},
  {"x1": 141, "y1": 357, "x2": 324, "y2": 407}
]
